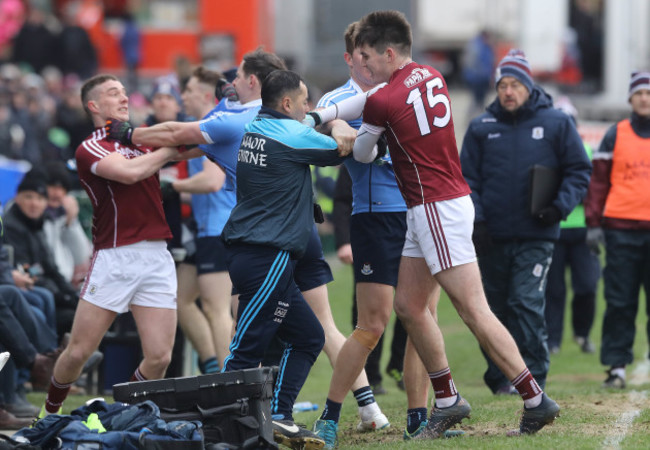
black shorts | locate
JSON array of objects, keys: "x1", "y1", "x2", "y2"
[
  {"x1": 292, "y1": 224, "x2": 334, "y2": 292},
  {"x1": 350, "y1": 212, "x2": 406, "y2": 287},
  {"x1": 195, "y1": 236, "x2": 228, "y2": 275}
]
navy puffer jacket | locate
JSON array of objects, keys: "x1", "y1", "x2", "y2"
[{"x1": 460, "y1": 86, "x2": 592, "y2": 241}]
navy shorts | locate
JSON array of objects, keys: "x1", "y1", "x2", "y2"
[
  {"x1": 292, "y1": 224, "x2": 333, "y2": 292},
  {"x1": 195, "y1": 236, "x2": 228, "y2": 274},
  {"x1": 350, "y1": 212, "x2": 406, "y2": 287}
]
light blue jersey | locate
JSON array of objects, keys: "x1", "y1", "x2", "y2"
[
  {"x1": 317, "y1": 79, "x2": 406, "y2": 214},
  {"x1": 199, "y1": 99, "x2": 262, "y2": 192},
  {"x1": 187, "y1": 156, "x2": 235, "y2": 237},
  {"x1": 192, "y1": 99, "x2": 261, "y2": 237}
]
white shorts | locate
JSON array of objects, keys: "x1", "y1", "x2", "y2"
[
  {"x1": 402, "y1": 195, "x2": 477, "y2": 275},
  {"x1": 81, "y1": 241, "x2": 177, "y2": 313}
]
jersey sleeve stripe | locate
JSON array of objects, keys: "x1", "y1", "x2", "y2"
[
  {"x1": 82, "y1": 139, "x2": 110, "y2": 159},
  {"x1": 200, "y1": 129, "x2": 214, "y2": 144}
]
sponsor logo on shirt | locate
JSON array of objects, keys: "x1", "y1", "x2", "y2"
[
  {"x1": 115, "y1": 143, "x2": 145, "y2": 159},
  {"x1": 404, "y1": 68, "x2": 433, "y2": 88}
]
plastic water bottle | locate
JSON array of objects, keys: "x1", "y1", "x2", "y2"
[{"x1": 293, "y1": 401, "x2": 319, "y2": 413}]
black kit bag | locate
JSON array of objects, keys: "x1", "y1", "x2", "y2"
[{"x1": 113, "y1": 367, "x2": 278, "y2": 449}]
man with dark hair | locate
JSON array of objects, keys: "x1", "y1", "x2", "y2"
[
  {"x1": 170, "y1": 66, "x2": 234, "y2": 374},
  {"x1": 38, "y1": 74, "x2": 183, "y2": 419},
  {"x1": 310, "y1": 10, "x2": 561, "y2": 443},
  {"x1": 220, "y1": 69, "x2": 346, "y2": 450},
  {"x1": 315, "y1": 19, "x2": 424, "y2": 438}
]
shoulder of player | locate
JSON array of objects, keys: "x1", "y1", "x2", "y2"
[
  {"x1": 270, "y1": 119, "x2": 337, "y2": 151},
  {"x1": 318, "y1": 84, "x2": 357, "y2": 107},
  {"x1": 78, "y1": 128, "x2": 113, "y2": 156}
]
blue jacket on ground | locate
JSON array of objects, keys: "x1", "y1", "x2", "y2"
[
  {"x1": 221, "y1": 107, "x2": 345, "y2": 258},
  {"x1": 460, "y1": 86, "x2": 592, "y2": 241}
]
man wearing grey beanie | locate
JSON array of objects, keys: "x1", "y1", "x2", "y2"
[{"x1": 460, "y1": 48, "x2": 592, "y2": 397}]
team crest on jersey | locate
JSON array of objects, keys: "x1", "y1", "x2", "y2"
[
  {"x1": 404, "y1": 68, "x2": 433, "y2": 88},
  {"x1": 361, "y1": 264, "x2": 374, "y2": 276},
  {"x1": 532, "y1": 127, "x2": 544, "y2": 140}
]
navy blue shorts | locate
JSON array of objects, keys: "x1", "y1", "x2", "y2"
[
  {"x1": 292, "y1": 224, "x2": 333, "y2": 291},
  {"x1": 350, "y1": 212, "x2": 406, "y2": 287},
  {"x1": 195, "y1": 236, "x2": 228, "y2": 274}
]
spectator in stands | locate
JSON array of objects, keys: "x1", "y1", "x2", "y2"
[
  {"x1": 461, "y1": 30, "x2": 495, "y2": 118},
  {"x1": 2, "y1": 170, "x2": 79, "y2": 337},
  {"x1": 43, "y1": 161, "x2": 92, "y2": 289},
  {"x1": 10, "y1": 3, "x2": 58, "y2": 74},
  {"x1": 0, "y1": 283, "x2": 58, "y2": 424},
  {"x1": 55, "y1": 2, "x2": 98, "y2": 80},
  {"x1": 56, "y1": 76, "x2": 94, "y2": 158},
  {"x1": 144, "y1": 76, "x2": 188, "y2": 255}
]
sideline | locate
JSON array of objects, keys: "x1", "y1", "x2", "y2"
[{"x1": 601, "y1": 358, "x2": 649, "y2": 449}]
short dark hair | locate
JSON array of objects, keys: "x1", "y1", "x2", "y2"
[
  {"x1": 344, "y1": 21, "x2": 358, "y2": 55},
  {"x1": 81, "y1": 74, "x2": 120, "y2": 119},
  {"x1": 261, "y1": 70, "x2": 303, "y2": 109},
  {"x1": 242, "y1": 48, "x2": 287, "y2": 85},
  {"x1": 190, "y1": 66, "x2": 222, "y2": 91},
  {"x1": 354, "y1": 10, "x2": 412, "y2": 56}
]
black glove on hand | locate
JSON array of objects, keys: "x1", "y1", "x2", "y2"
[
  {"x1": 586, "y1": 227, "x2": 605, "y2": 255},
  {"x1": 216, "y1": 78, "x2": 238, "y2": 102},
  {"x1": 472, "y1": 221, "x2": 493, "y2": 257},
  {"x1": 374, "y1": 134, "x2": 388, "y2": 162},
  {"x1": 105, "y1": 119, "x2": 134, "y2": 146},
  {"x1": 536, "y1": 205, "x2": 562, "y2": 226}
]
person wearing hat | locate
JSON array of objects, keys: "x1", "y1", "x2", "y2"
[
  {"x1": 2, "y1": 170, "x2": 80, "y2": 338},
  {"x1": 460, "y1": 48, "x2": 591, "y2": 395},
  {"x1": 144, "y1": 76, "x2": 190, "y2": 284},
  {"x1": 584, "y1": 71, "x2": 650, "y2": 389}
]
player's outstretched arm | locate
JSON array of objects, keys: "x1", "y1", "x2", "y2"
[
  {"x1": 105, "y1": 118, "x2": 206, "y2": 148},
  {"x1": 305, "y1": 83, "x2": 387, "y2": 127}
]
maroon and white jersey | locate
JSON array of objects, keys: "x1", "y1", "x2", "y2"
[
  {"x1": 363, "y1": 62, "x2": 470, "y2": 208},
  {"x1": 75, "y1": 127, "x2": 172, "y2": 250}
]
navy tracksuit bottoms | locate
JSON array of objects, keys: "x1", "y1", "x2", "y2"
[{"x1": 223, "y1": 243, "x2": 325, "y2": 419}]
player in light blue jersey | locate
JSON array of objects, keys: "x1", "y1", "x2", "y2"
[
  {"x1": 313, "y1": 21, "x2": 441, "y2": 445},
  {"x1": 166, "y1": 67, "x2": 236, "y2": 375}
]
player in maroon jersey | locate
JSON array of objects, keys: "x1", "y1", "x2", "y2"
[
  {"x1": 38, "y1": 74, "x2": 184, "y2": 418},
  {"x1": 313, "y1": 11, "x2": 559, "y2": 444}
]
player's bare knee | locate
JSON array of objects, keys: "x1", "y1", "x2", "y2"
[
  {"x1": 351, "y1": 327, "x2": 381, "y2": 351},
  {"x1": 394, "y1": 299, "x2": 422, "y2": 322}
]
